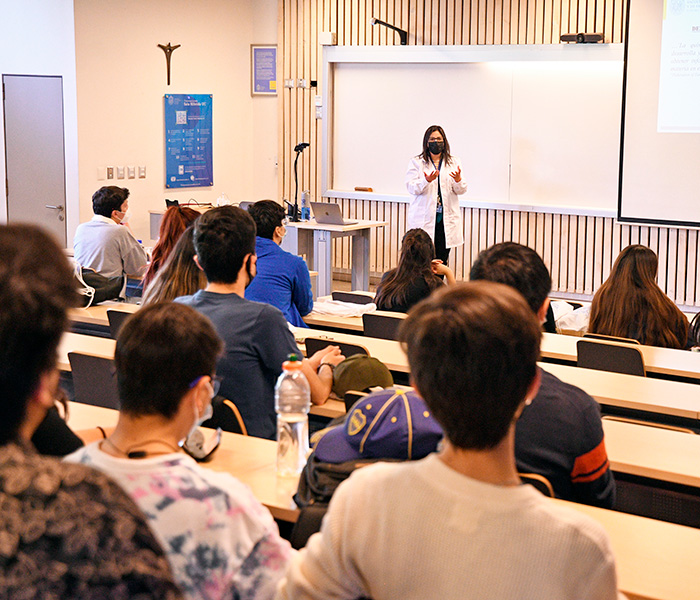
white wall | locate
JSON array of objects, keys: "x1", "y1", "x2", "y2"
[
  {"x1": 74, "y1": 0, "x2": 279, "y2": 243},
  {"x1": 0, "y1": 0, "x2": 79, "y2": 238}
]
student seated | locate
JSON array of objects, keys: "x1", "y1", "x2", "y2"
[
  {"x1": 245, "y1": 200, "x2": 314, "y2": 327},
  {"x1": 73, "y1": 186, "x2": 147, "y2": 286},
  {"x1": 143, "y1": 226, "x2": 206, "y2": 304},
  {"x1": 66, "y1": 302, "x2": 292, "y2": 599},
  {"x1": 470, "y1": 242, "x2": 615, "y2": 507},
  {"x1": 0, "y1": 224, "x2": 180, "y2": 599},
  {"x1": 142, "y1": 205, "x2": 200, "y2": 290},
  {"x1": 374, "y1": 228, "x2": 455, "y2": 313},
  {"x1": 589, "y1": 244, "x2": 688, "y2": 349},
  {"x1": 176, "y1": 206, "x2": 343, "y2": 439},
  {"x1": 276, "y1": 282, "x2": 619, "y2": 600}
]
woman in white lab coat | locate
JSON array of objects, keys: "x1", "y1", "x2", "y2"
[{"x1": 405, "y1": 125, "x2": 468, "y2": 264}]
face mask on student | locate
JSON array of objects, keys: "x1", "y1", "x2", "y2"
[{"x1": 118, "y1": 207, "x2": 132, "y2": 224}]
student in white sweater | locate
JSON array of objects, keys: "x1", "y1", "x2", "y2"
[{"x1": 276, "y1": 282, "x2": 619, "y2": 600}]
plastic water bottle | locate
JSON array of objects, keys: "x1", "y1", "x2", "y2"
[
  {"x1": 216, "y1": 192, "x2": 231, "y2": 207},
  {"x1": 275, "y1": 354, "x2": 310, "y2": 477},
  {"x1": 300, "y1": 190, "x2": 311, "y2": 221}
]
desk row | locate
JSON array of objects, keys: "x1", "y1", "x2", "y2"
[{"x1": 65, "y1": 402, "x2": 699, "y2": 600}]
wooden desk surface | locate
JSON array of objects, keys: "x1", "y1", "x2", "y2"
[
  {"x1": 301, "y1": 314, "x2": 700, "y2": 382},
  {"x1": 69, "y1": 302, "x2": 140, "y2": 327},
  {"x1": 60, "y1": 327, "x2": 700, "y2": 424},
  {"x1": 545, "y1": 362, "x2": 700, "y2": 420},
  {"x1": 57, "y1": 332, "x2": 116, "y2": 372},
  {"x1": 541, "y1": 332, "x2": 700, "y2": 382},
  {"x1": 551, "y1": 498, "x2": 700, "y2": 600},
  {"x1": 66, "y1": 403, "x2": 698, "y2": 600},
  {"x1": 303, "y1": 313, "x2": 365, "y2": 331}
]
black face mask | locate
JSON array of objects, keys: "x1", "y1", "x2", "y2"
[{"x1": 428, "y1": 141, "x2": 444, "y2": 155}]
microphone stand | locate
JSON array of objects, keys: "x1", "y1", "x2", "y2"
[{"x1": 291, "y1": 142, "x2": 309, "y2": 222}]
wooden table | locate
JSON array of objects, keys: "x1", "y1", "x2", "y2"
[
  {"x1": 59, "y1": 328, "x2": 700, "y2": 424},
  {"x1": 57, "y1": 332, "x2": 116, "y2": 372},
  {"x1": 540, "y1": 332, "x2": 700, "y2": 382},
  {"x1": 551, "y1": 498, "x2": 700, "y2": 600},
  {"x1": 282, "y1": 219, "x2": 386, "y2": 297},
  {"x1": 65, "y1": 403, "x2": 699, "y2": 600},
  {"x1": 69, "y1": 302, "x2": 140, "y2": 328},
  {"x1": 301, "y1": 313, "x2": 700, "y2": 383}
]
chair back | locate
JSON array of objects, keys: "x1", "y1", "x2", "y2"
[
  {"x1": 576, "y1": 339, "x2": 646, "y2": 377},
  {"x1": 602, "y1": 415, "x2": 697, "y2": 435},
  {"x1": 519, "y1": 473, "x2": 555, "y2": 497},
  {"x1": 583, "y1": 332, "x2": 641, "y2": 345},
  {"x1": 343, "y1": 390, "x2": 367, "y2": 412},
  {"x1": 68, "y1": 352, "x2": 120, "y2": 409},
  {"x1": 290, "y1": 504, "x2": 328, "y2": 549},
  {"x1": 331, "y1": 291, "x2": 374, "y2": 305},
  {"x1": 304, "y1": 337, "x2": 369, "y2": 359},
  {"x1": 362, "y1": 312, "x2": 405, "y2": 341},
  {"x1": 107, "y1": 309, "x2": 132, "y2": 339}
]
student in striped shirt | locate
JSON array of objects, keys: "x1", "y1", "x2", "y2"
[{"x1": 470, "y1": 241, "x2": 615, "y2": 507}]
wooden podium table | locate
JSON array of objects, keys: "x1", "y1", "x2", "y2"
[{"x1": 282, "y1": 219, "x2": 386, "y2": 297}]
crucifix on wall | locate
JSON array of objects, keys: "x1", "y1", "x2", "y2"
[{"x1": 157, "y1": 42, "x2": 181, "y2": 85}]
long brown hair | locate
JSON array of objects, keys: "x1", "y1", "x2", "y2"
[
  {"x1": 418, "y1": 125, "x2": 453, "y2": 166},
  {"x1": 375, "y1": 228, "x2": 443, "y2": 310},
  {"x1": 142, "y1": 206, "x2": 200, "y2": 289},
  {"x1": 142, "y1": 226, "x2": 206, "y2": 305},
  {"x1": 589, "y1": 245, "x2": 688, "y2": 348}
]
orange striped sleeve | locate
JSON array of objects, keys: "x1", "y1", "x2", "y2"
[{"x1": 571, "y1": 439, "x2": 610, "y2": 483}]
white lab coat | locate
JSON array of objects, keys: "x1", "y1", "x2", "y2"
[{"x1": 405, "y1": 156, "x2": 468, "y2": 249}]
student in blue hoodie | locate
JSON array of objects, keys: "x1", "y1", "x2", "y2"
[{"x1": 246, "y1": 200, "x2": 313, "y2": 327}]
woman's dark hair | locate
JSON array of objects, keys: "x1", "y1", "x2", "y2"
[
  {"x1": 142, "y1": 226, "x2": 206, "y2": 305},
  {"x1": 589, "y1": 244, "x2": 688, "y2": 349},
  {"x1": 142, "y1": 206, "x2": 200, "y2": 290},
  {"x1": 418, "y1": 125, "x2": 453, "y2": 166},
  {"x1": 375, "y1": 228, "x2": 443, "y2": 310}
]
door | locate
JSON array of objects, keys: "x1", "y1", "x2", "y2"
[{"x1": 3, "y1": 75, "x2": 67, "y2": 245}]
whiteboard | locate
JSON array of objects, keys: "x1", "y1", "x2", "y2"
[{"x1": 325, "y1": 46, "x2": 624, "y2": 214}]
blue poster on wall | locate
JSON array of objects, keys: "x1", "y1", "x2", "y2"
[{"x1": 164, "y1": 94, "x2": 213, "y2": 188}]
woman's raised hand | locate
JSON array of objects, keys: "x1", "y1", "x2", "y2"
[
  {"x1": 449, "y1": 166, "x2": 462, "y2": 182},
  {"x1": 424, "y1": 170, "x2": 439, "y2": 183}
]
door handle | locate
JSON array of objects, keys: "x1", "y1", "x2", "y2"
[{"x1": 45, "y1": 204, "x2": 64, "y2": 210}]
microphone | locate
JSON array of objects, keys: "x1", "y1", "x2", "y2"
[
  {"x1": 294, "y1": 142, "x2": 310, "y2": 152},
  {"x1": 370, "y1": 17, "x2": 408, "y2": 45}
]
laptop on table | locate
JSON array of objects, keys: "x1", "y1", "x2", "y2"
[{"x1": 310, "y1": 202, "x2": 357, "y2": 226}]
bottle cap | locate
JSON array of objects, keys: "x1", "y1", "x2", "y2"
[{"x1": 283, "y1": 353, "x2": 303, "y2": 370}]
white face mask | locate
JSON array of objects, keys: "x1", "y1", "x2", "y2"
[{"x1": 119, "y1": 207, "x2": 132, "y2": 224}]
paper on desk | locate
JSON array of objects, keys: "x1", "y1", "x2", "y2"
[{"x1": 310, "y1": 299, "x2": 377, "y2": 317}]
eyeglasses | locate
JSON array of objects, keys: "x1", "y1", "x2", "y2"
[
  {"x1": 188, "y1": 375, "x2": 222, "y2": 398},
  {"x1": 428, "y1": 136, "x2": 443, "y2": 142}
]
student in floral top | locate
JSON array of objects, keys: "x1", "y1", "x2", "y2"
[
  {"x1": 0, "y1": 223, "x2": 182, "y2": 599},
  {"x1": 67, "y1": 302, "x2": 292, "y2": 600}
]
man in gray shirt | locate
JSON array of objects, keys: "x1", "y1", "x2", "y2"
[{"x1": 73, "y1": 186, "x2": 147, "y2": 283}]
